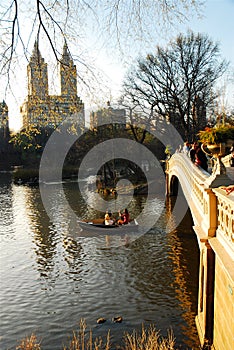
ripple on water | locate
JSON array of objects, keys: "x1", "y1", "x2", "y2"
[{"x1": 0, "y1": 182, "x2": 200, "y2": 350}]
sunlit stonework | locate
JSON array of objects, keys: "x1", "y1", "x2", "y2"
[{"x1": 20, "y1": 41, "x2": 85, "y2": 130}]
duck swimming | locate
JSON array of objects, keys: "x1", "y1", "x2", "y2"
[
  {"x1": 96, "y1": 317, "x2": 106, "y2": 324},
  {"x1": 112, "y1": 316, "x2": 123, "y2": 323}
]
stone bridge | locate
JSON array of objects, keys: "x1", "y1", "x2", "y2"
[{"x1": 165, "y1": 153, "x2": 234, "y2": 350}]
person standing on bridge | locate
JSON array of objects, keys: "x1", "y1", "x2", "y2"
[
  {"x1": 195, "y1": 143, "x2": 208, "y2": 171},
  {"x1": 230, "y1": 150, "x2": 234, "y2": 167},
  {"x1": 182, "y1": 142, "x2": 190, "y2": 155},
  {"x1": 189, "y1": 142, "x2": 198, "y2": 163}
]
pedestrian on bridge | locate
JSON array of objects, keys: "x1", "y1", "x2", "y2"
[{"x1": 195, "y1": 144, "x2": 208, "y2": 171}]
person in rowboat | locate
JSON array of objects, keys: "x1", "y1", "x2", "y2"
[
  {"x1": 104, "y1": 211, "x2": 115, "y2": 225},
  {"x1": 117, "y1": 208, "x2": 130, "y2": 225}
]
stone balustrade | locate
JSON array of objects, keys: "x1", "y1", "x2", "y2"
[
  {"x1": 166, "y1": 152, "x2": 234, "y2": 349},
  {"x1": 167, "y1": 153, "x2": 211, "y2": 229},
  {"x1": 212, "y1": 188, "x2": 234, "y2": 257}
]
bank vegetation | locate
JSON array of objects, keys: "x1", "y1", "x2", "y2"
[{"x1": 16, "y1": 320, "x2": 177, "y2": 350}]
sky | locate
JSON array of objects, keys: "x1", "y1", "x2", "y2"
[
  {"x1": 94, "y1": 0, "x2": 234, "y2": 111},
  {"x1": 1, "y1": 0, "x2": 234, "y2": 131}
]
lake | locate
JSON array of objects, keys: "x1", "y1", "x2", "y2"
[{"x1": 0, "y1": 172, "x2": 200, "y2": 349}]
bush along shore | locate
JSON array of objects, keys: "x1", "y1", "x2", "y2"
[
  {"x1": 12, "y1": 166, "x2": 80, "y2": 185},
  {"x1": 15, "y1": 321, "x2": 178, "y2": 350}
]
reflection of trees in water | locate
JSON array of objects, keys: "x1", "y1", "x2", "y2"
[
  {"x1": 64, "y1": 181, "x2": 149, "y2": 221},
  {"x1": 126, "y1": 232, "x2": 173, "y2": 297},
  {"x1": 129, "y1": 195, "x2": 147, "y2": 215},
  {"x1": 125, "y1": 198, "x2": 173, "y2": 308},
  {"x1": 63, "y1": 237, "x2": 83, "y2": 281},
  {"x1": 63, "y1": 182, "x2": 88, "y2": 218},
  {"x1": 166, "y1": 196, "x2": 200, "y2": 348}
]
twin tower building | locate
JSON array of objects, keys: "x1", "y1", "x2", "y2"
[{"x1": 20, "y1": 41, "x2": 85, "y2": 130}]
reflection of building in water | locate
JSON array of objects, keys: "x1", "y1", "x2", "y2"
[
  {"x1": 14, "y1": 184, "x2": 84, "y2": 284},
  {"x1": 20, "y1": 41, "x2": 85, "y2": 130},
  {"x1": 12, "y1": 185, "x2": 57, "y2": 282}
]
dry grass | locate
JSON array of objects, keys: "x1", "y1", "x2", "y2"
[
  {"x1": 16, "y1": 320, "x2": 176, "y2": 350},
  {"x1": 123, "y1": 324, "x2": 176, "y2": 350},
  {"x1": 63, "y1": 320, "x2": 111, "y2": 350},
  {"x1": 16, "y1": 333, "x2": 41, "y2": 350}
]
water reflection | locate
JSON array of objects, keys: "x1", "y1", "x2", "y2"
[
  {"x1": 166, "y1": 196, "x2": 200, "y2": 348},
  {"x1": 0, "y1": 175, "x2": 200, "y2": 349},
  {"x1": 0, "y1": 174, "x2": 14, "y2": 240},
  {"x1": 19, "y1": 187, "x2": 59, "y2": 283},
  {"x1": 63, "y1": 237, "x2": 83, "y2": 281}
]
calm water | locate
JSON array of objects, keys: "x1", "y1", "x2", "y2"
[{"x1": 0, "y1": 172, "x2": 200, "y2": 349}]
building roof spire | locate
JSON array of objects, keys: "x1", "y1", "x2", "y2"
[
  {"x1": 61, "y1": 41, "x2": 72, "y2": 64},
  {"x1": 30, "y1": 40, "x2": 44, "y2": 63}
]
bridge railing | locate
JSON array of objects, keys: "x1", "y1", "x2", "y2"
[
  {"x1": 167, "y1": 153, "x2": 234, "y2": 242},
  {"x1": 212, "y1": 188, "x2": 234, "y2": 256},
  {"x1": 167, "y1": 152, "x2": 234, "y2": 349},
  {"x1": 167, "y1": 153, "x2": 210, "y2": 227}
]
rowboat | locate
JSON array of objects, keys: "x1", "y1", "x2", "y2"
[{"x1": 77, "y1": 218, "x2": 138, "y2": 234}]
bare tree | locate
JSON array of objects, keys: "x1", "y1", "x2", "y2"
[
  {"x1": 0, "y1": 1, "x2": 203, "y2": 90},
  {"x1": 121, "y1": 32, "x2": 228, "y2": 141}
]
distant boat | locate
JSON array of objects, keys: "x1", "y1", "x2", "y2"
[{"x1": 77, "y1": 218, "x2": 138, "y2": 234}]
